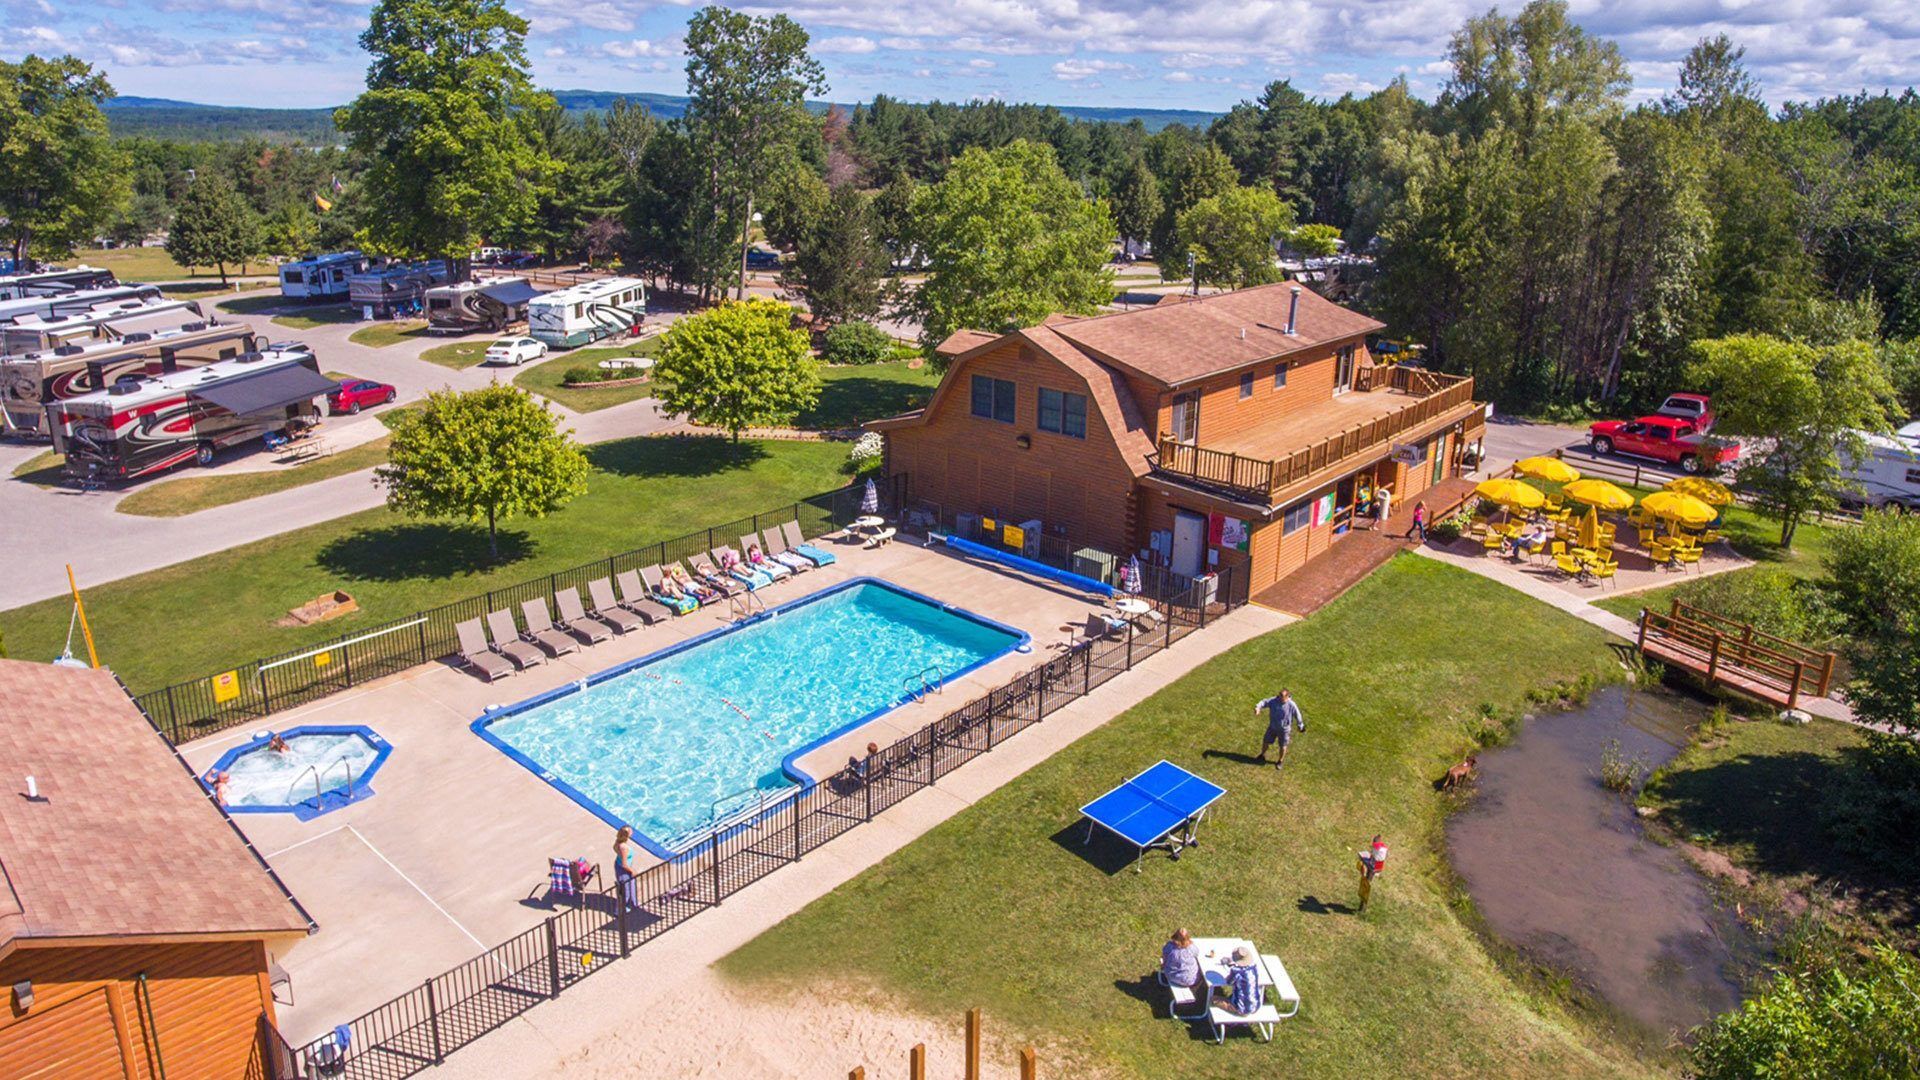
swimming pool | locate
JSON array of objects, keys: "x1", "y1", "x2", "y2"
[
  {"x1": 204, "y1": 725, "x2": 391, "y2": 819},
  {"x1": 474, "y1": 578, "x2": 1026, "y2": 855}
]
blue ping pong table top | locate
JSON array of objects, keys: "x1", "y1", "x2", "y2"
[{"x1": 1080, "y1": 760, "x2": 1226, "y2": 847}]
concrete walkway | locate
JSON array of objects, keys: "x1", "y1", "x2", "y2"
[{"x1": 1412, "y1": 543, "x2": 1859, "y2": 725}]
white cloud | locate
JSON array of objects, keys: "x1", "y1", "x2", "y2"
[
  {"x1": 514, "y1": 0, "x2": 636, "y2": 34},
  {"x1": 600, "y1": 37, "x2": 679, "y2": 60},
  {"x1": 814, "y1": 35, "x2": 877, "y2": 54},
  {"x1": 1052, "y1": 57, "x2": 1132, "y2": 82},
  {"x1": 1318, "y1": 72, "x2": 1381, "y2": 96}
]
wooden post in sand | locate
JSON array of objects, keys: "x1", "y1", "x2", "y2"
[
  {"x1": 1019, "y1": 1046, "x2": 1037, "y2": 1079},
  {"x1": 849, "y1": 1070, "x2": 864, "y2": 1080},
  {"x1": 965, "y1": 1008, "x2": 981, "y2": 1079},
  {"x1": 909, "y1": 1043, "x2": 926, "y2": 1080}
]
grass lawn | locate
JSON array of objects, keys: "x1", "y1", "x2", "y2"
[
  {"x1": 513, "y1": 340, "x2": 663, "y2": 413},
  {"x1": 73, "y1": 247, "x2": 269, "y2": 284},
  {"x1": 721, "y1": 556, "x2": 1656, "y2": 1078},
  {"x1": 0, "y1": 437, "x2": 850, "y2": 694},
  {"x1": 348, "y1": 320, "x2": 431, "y2": 348},
  {"x1": 114, "y1": 440, "x2": 392, "y2": 518},
  {"x1": 793, "y1": 361, "x2": 939, "y2": 431},
  {"x1": 11, "y1": 449, "x2": 66, "y2": 488},
  {"x1": 418, "y1": 338, "x2": 497, "y2": 369},
  {"x1": 219, "y1": 294, "x2": 297, "y2": 316},
  {"x1": 272, "y1": 306, "x2": 361, "y2": 331}
]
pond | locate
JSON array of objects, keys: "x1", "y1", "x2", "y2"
[{"x1": 1447, "y1": 686, "x2": 1764, "y2": 1039}]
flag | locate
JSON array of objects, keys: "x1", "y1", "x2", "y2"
[
  {"x1": 331, "y1": 175, "x2": 344, "y2": 193},
  {"x1": 314, "y1": 193, "x2": 333, "y2": 212}
]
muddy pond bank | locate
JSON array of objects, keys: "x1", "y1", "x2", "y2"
[{"x1": 1447, "y1": 686, "x2": 1765, "y2": 1040}]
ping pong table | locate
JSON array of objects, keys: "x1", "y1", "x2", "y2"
[{"x1": 1080, "y1": 760, "x2": 1226, "y2": 871}]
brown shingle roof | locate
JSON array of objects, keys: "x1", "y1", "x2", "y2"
[
  {"x1": 933, "y1": 329, "x2": 998, "y2": 358},
  {"x1": 0, "y1": 660, "x2": 309, "y2": 951},
  {"x1": 1052, "y1": 281, "x2": 1384, "y2": 387},
  {"x1": 1018, "y1": 326, "x2": 1155, "y2": 476}
]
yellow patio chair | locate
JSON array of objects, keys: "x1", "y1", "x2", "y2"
[
  {"x1": 1673, "y1": 545, "x2": 1702, "y2": 571},
  {"x1": 1482, "y1": 531, "x2": 1505, "y2": 554},
  {"x1": 1544, "y1": 493, "x2": 1565, "y2": 511},
  {"x1": 1592, "y1": 560, "x2": 1618, "y2": 588},
  {"x1": 1599, "y1": 523, "x2": 1617, "y2": 543},
  {"x1": 1698, "y1": 529, "x2": 1724, "y2": 545},
  {"x1": 1648, "y1": 539, "x2": 1671, "y2": 569},
  {"x1": 1553, "y1": 551, "x2": 1583, "y2": 579},
  {"x1": 1626, "y1": 505, "x2": 1653, "y2": 528}
]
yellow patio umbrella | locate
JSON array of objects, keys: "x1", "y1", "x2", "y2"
[
  {"x1": 1475, "y1": 478, "x2": 1545, "y2": 510},
  {"x1": 1642, "y1": 490, "x2": 1717, "y2": 527},
  {"x1": 1561, "y1": 478, "x2": 1635, "y2": 512},
  {"x1": 1514, "y1": 456, "x2": 1581, "y2": 484},
  {"x1": 1578, "y1": 505, "x2": 1600, "y2": 549},
  {"x1": 1663, "y1": 476, "x2": 1733, "y2": 507}
]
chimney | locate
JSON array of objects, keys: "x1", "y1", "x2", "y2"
[{"x1": 1285, "y1": 286, "x2": 1301, "y2": 336}]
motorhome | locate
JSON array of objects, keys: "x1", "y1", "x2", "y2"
[
  {"x1": 2, "y1": 322, "x2": 261, "y2": 436},
  {"x1": 50, "y1": 345, "x2": 331, "y2": 482},
  {"x1": 0, "y1": 267, "x2": 117, "y2": 300},
  {"x1": 278, "y1": 252, "x2": 367, "y2": 300},
  {"x1": 348, "y1": 261, "x2": 449, "y2": 318},
  {"x1": 423, "y1": 277, "x2": 540, "y2": 333},
  {"x1": 1839, "y1": 422, "x2": 1920, "y2": 510},
  {"x1": 526, "y1": 277, "x2": 645, "y2": 349},
  {"x1": 0, "y1": 285, "x2": 163, "y2": 328},
  {"x1": 1, "y1": 298, "x2": 208, "y2": 357}
]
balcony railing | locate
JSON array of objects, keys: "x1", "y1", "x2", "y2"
[{"x1": 1150, "y1": 367, "x2": 1477, "y2": 504}]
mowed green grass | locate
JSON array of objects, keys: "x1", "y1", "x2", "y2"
[
  {"x1": 418, "y1": 338, "x2": 496, "y2": 369},
  {"x1": 721, "y1": 556, "x2": 1655, "y2": 1079},
  {"x1": 73, "y1": 246, "x2": 268, "y2": 283},
  {"x1": 0, "y1": 437, "x2": 849, "y2": 694},
  {"x1": 513, "y1": 340, "x2": 664, "y2": 412},
  {"x1": 348, "y1": 319, "x2": 431, "y2": 348},
  {"x1": 794, "y1": 361, "x2": 939, "y2": 431}
]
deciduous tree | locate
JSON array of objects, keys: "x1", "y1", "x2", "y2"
[
  {"x1": 0, "y1": 55, "x2": 124, "y2": 264},
  {"x1": 907, "y1": 140, "x2": 1114, "y2": 361},
  {"x1": 376, "y1": 384, "x2": 588, "y2": 560},
  {"x1": 782, "y1": 185, "x2": 886, "y2": 325},
  {"x1": 166, "y1": 175, "x2": 259, "y2": 285},
  {"x1": 1177, "y1": 186, "x2": 1294, "y2": 289},
  {"x1": 653, "y1": 297, "x2": 822, "y2": 440}
]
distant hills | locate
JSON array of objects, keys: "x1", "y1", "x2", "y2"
[{"x1": 102, "y1": 92, "x2": 1220, "y2": 141}]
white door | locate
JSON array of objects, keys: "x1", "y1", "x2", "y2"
[{"x1": 1172, "y1": 510, "x2": 1207, "y2": 577}]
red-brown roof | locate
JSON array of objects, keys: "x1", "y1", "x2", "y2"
[
  {"x1": 933, "y1": 329, "x2": 998, "y2": 358},
  {"x1": 1052, "y1": 281, "x2": 1384, "y2": 387},
  {"x1": 1018, "y1": 326, "x2": 1155, "y2": 476},
  {"x1": 0, "y1": 660, "x2": 310, "y2": 953}
]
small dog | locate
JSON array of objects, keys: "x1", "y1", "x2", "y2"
[{"x1": 1438, "y1": 756, "x2": 1478, "y2": 791}]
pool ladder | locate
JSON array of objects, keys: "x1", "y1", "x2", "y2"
[
  {"x1": 903, "y1": 664, "x2": 944, "y2": 703},
  {"x1": 726, "y1": 589, "x2": 767, "y2": 623},
  {"x1": 286, "y1": 758, "x2": 357, "y2": 808}
]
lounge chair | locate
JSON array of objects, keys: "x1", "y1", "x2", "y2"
[
  {"x1": 455, "y1": 617, "x2": 515, "y2": 681},
  {"x1": 687, "y1": 555, "x2": 747, "y2": 596},
  {"x1": 520, "y1": 598, "x2": 580, "y2": 657},
  {"x1": 642, "y1": 565, "x2": 706, "y2": 610},
  {"x1": 553, "y1": 587, "x2": 613, "y2": 644},
  {"x1": 740, "y1": 535, "x2": 793, "y2": 580},
  {"x1": 590, "y1": 576, "x2": 652, "y2": 631},
  {"x1": 760, "y1": 527, "x2": 814, "y2": 573},
  {"x1": 710, "y1": 546, "x2": 772, "y2": 590},
  {"x1": 485, "y1": 609, "x2": 546, "y2": 670},
  {"x1": 780, "y1": 520, "x2": 837, "y2": 566}
]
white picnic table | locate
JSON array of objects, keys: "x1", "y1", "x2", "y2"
[{"x1": 1183, "y1": 937, "x2": 1301, "y2": 1043}]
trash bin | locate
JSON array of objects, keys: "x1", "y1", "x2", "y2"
[{"x1": 1196, "y1": 573, "x2": 1219, "y2": 606}]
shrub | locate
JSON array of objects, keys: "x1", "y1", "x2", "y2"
[
  {"x1": 560, "y1": 365, "x2": 602, "y2": 387},
  {"x1": 1429, "y1": 510, "x2": 1470, "y2": 543},
  {"x1": 848, "y1": 431, "x2": 884, "y2": 473},
  {"x1": 820, "y1": 320, "x2": 895, "y2": 366},
  {"x1": 1599, "y1": 738, "x2": 1650, "y2": 793},
  {"x1": 1690, "y1": 946, "x2": 1920, "y2": 1079},
  {"x1": 1669, "y1": 566, "x2": 1841, "y2": 647}
]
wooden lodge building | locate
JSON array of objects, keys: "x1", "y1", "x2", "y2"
[
  {"x1": 869, "y1": 283, "x2": 1487, "y2": 600},
  {"x1": 0, "y1": 660, "x2": 311, "y2": 1079}
]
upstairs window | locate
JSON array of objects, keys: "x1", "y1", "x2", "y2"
[
  {"x1": 1240, "y1": 371, "x2": 1254, "y2": 399},
  {"x1": 1037, "y1": 387, "x2": 1087, "y2": 438},
  {"x1": 1274, "y1": 363, "x2": 1288, "y2": 389},
  {"x1": 970, "y1": 375, "x2": 1016, "y2": 423}
]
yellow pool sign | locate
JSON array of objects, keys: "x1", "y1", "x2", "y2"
[
  {"x1": 1002, "y1": 524, "x2": 1026, "y2": 551},
  {"x1": 314, "y1": 651, "x2": 332, "y2": 670},
  {"x1": 211, "y1": 670, "x2": 241, "y2": 703}
]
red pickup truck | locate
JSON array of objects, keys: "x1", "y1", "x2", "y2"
[{"x1": 1587, "y1": 415, "x2": 1737, "y2": 474}]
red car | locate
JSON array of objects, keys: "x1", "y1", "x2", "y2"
[
  {"x1": 327, "y1": 378, "x2": 397, "y2": 415},
  {"x1": 1587, "y1": 415, "x2": 1737, "y2": 474}
]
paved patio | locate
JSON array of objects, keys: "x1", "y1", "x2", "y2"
[{"x1": 180, "y1": 535, "x2": 1244, "y2": 1044}]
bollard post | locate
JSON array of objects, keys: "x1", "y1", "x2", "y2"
[
  {"x1": 1020, "y1": 1047, "x2": 1037, "y2": 1080},
  {"x1": 965, "y1": 1008, "x2": 981, "y2": 1080},
  {"x1": 910, "y1": 1044, "x2": 926, "y2": 1080}
]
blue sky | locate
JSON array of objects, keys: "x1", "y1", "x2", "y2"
[{"x1": 7, "y1": 0, "x2": 1919, "y2": 112}]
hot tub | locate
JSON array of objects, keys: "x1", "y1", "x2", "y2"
[{"x1": 204, "y1": 725, "x2": 391, "y2": 820}]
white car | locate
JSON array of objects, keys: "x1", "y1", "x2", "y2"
[{"x1": 485, "y1": 336, "x2": 547, "y2": 366}]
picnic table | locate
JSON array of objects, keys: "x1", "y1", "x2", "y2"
[{"x1": 1187, "y1": 937, "x2": 1301, "y2": 1042}]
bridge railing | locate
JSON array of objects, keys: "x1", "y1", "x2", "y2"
[{"x1": 1634, "y1": 605, "x2": 1834, "y2": 709}]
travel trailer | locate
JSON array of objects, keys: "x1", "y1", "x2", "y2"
[
  {"x1": 526, "y1": 277, "x2": 645, "y2": 349},
  {"x1": 1, "y1": 297, "x2": 207, "y2": 357},
  {"x1": 279, "y1": 252, "x2": 367, "y2": 300},
  {"x1": 2, "y1": 322, "x2": 261, "y2": 436},
  {"x1": 50, "y1": 345, "x2": 331, "y2": 482},
  {"x1": 0, "y1": 266, "x2": 117, "y2": 300},
  {"x1": 0, "y1": 285, "x2": 162, "y2": 328},
  {"x1": 424, "y1": 277, "x2": 540, "y2": 333},
  {"x1": 1839, "y1": 422, "x2": 1920, "y2": 510},
  {"x1": 348, "y1": 261, "x2": 449, "y2": 318}
]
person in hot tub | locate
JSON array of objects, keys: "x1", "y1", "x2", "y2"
[
  {"x1": 206, "y1": 769, "x2": 232, "y2": 807},
  {"x1": 268, "y1": 733, "x2": 291, "y2": 754}
]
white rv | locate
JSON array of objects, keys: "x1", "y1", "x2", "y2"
[
  {"x1": 1839, "y1": 422, "x2": 1920, "y2": 510},
  {"x1": 1, "y1": 298, "x2": 207, "y2": 357},
  {"x1": 279, "y1": 252, "x2": 367, "y2": 300},
  {"x1": 0, "y1": 286, "x2": 162, "y2": 328},
  {"x1": 0, "y1": 267, "x2": 116, "y2": 300},
  {"x1": 526, "y1": 277, "x2": 645, "y2": 349}
]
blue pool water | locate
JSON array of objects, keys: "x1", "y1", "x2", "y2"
[{"x1": 476, "y1": 579, "x2": 1025, "y2": 853}]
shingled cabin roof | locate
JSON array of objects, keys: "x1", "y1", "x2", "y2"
[
  {"x1": 0, "y1": 660, "x2": 309, "y2": 954},
  {"x1": 1051, "y1": 281, "x2": 1384, "y2": 387}
]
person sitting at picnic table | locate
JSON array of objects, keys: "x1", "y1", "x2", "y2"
[
  {"x1": 1212, "y1": 944, "x2": 1263, "y2": 1016},
  {"x1": 1159, "y1": 928, "x2": 1205, "y2": 1008}
]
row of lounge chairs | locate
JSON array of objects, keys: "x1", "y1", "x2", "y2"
[{"x1": 453, "y1": 522, "x2": 837, "y2": 682}]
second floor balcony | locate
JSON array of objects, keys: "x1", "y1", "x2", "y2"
[{"x1": 1148, "y1": 366, "x2": 1480, "y2": 507}]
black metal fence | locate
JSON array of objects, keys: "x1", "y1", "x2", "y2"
[
  {"x1": 269, "y1": 565, "x2": 1239, "y2": 1079},
  {"x1": 134, "y1": 480, "x2": 897, "y2": 745}
]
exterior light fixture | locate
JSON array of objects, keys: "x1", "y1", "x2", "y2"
[
  {"x1": 12, "y1": 981, "x2": 32, "y2": 1012},
  {"x1": 1015, "y1": 435, "x2": 1031, "y2": 450}
]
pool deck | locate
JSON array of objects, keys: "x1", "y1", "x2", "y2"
[{"x1": 180, "y1": 534, "x2": 1263, "y2": 1045}]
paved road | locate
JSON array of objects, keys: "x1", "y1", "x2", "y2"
[
  {"x1": 0, "y1": 288, "x2": 682, "y2": 610},
  {"x1": 1476, "y1": 413, "x2": 1692, "y2": 484}
]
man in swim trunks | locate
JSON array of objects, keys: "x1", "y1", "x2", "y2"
[{"x1": 1252, "y1": 689, "x2": 1305, "y2": 771}]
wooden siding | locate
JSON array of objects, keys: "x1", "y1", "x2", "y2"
[
  {"x1": 0, "y1": 939, "x2": 274, "y2": 1080},
  {"x1": 889, "y1": 338, "x2": 1138, "y2": 555},
  {"x1": 1181, "y1": 338, "x2": 1371, "y2": 446}
]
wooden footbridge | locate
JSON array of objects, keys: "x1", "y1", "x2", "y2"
[{"x1": 1634, "y1": 601, "x2": 1837, "y2": 711}]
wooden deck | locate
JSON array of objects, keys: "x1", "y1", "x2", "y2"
[
  {"x1": 1635, "y1": 602, "x2": 1836, "y2": 711},
  {"x1": 1252, "y1": 476, "x2": 1477, "y2": 615}
]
